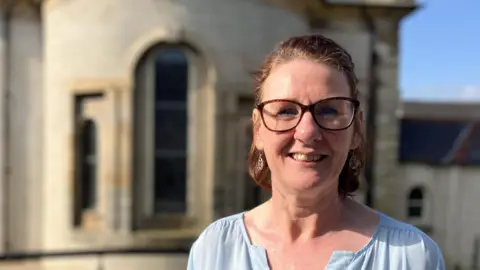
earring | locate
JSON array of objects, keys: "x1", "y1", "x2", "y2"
[
  {"x1": 257, "y1": 153, "x2": 264, "y2": 170},
  {"x1": 349, "y1": 153, "x2": 361, "y2": 174}
]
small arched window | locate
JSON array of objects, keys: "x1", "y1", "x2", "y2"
[{"x1": 407, "y1": 187, "x2": 424, "y2": 218}]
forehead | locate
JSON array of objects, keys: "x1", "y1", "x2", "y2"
[{"x1": 261, "y1": 59, "x2": 350, "y2": 102}]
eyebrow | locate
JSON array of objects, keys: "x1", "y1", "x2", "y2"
[{"x1": 263, "y1": 96, "x2": 351, "y2": 105}]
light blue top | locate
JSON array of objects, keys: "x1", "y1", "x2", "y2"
[{"x1": 187, "y1": 212, "x2": 445, "y2": 270}]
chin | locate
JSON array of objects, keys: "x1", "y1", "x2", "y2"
[{"x1": 288, "y1": 172, "x2": 329, "y2": 191}]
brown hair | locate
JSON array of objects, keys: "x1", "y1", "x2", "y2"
[{"x1": 247, "y1": 34, "x2": 366, "y2": 197}]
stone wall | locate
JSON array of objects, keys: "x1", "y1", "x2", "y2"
[
  {"x1": 400, "y1": 164, "x2": 480, "y2": 269},
  {"x1": 0, "y1": 0, "x2": 414, "y2": 269},
  {"x1": 39, "y1": 0, "x2": 306, "y2": 268},
  {"x1": 314, "y1": 15, "x2": 403, "y2": 216},
  {"x1": 0, "y1": 3, "x2": 44, "y2": 254}
]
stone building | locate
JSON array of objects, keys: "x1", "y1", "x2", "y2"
[
  {"x1": 0, "y1": 0, "x2": 417, "y2": 269},
  {"x1": 398, "y1": 101, "x2": 480, "y2": 270}
]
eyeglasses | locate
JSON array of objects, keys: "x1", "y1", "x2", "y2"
[{"x1": 256, "y1": 97, "x2": 359, "y2": 132}]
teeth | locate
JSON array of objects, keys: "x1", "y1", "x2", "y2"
[{"x1": 291, "y1": 153, "x2": 323, "y2": 162}]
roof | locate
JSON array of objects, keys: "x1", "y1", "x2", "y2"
[
  {"x1": 399, "y1": 102, "x2": 480, "y2": 166},
  {"x1": 399, "y1": 101, "x2": 480, "y2": 121}
]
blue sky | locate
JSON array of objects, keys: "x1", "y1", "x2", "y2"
[{"x1": 400, "y1": 0, "x2": 480, "y2": 102}]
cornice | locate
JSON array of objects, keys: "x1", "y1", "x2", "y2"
[
  {"x1": 319, "y1": 0, "x2": 420, "y2": 20},
  {"x1": 0, "y1": 0, "x2": 41, "y2": 17},
  {"x1": 263, "y1": 0, "x2": 420, "y2": 23},
  {"x1": 0, "y1": 0, "x2": 41, "y2": 9}
]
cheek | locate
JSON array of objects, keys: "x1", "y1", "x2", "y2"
[
  {"x1": 323, "y1": 129, "x2": 354, "y2": 153},
  {"x1": 259, "y1": 128, "x2": 293, "y2": 155}
]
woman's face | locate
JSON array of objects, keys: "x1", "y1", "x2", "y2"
[{"x1": 253, "y1": 59, "x2": 360, "y2": 198}]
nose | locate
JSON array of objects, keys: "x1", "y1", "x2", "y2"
[{"x1": 293, "y1": 111, "x2": 322, "y2": 144}]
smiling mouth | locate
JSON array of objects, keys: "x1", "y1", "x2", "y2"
[{"x1": 288, "y1": 153, "x2": 328, "y2": 162}]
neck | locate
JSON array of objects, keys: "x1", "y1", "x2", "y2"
[{"x1": 265, "y1": 183, "x2": 347, "y2": 243}]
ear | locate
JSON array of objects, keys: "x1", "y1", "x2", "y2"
[
  {"x1": 350, "y1": 110, "x2": 363, "y2": 150},
  {"x1": 252, "y1": 109, "x2": 264, "y2": 151}
]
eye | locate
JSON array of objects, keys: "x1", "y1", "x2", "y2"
[
  {"x1": 262, "y1": 101, "x2": 300, "y2": 119},
  {"x1": 316, "y1": 106, "x2": 338, "y2": 116},
  {"x1": 277, "y1": 108, "x2": 298, "y2": 116}
]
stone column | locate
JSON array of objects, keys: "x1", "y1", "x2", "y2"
[{"x1": 0, "y1": 7, "x2": 7, "y2": 254}]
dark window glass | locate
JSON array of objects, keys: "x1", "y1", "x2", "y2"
[
  {"x1": 155, "y1": 49, "x2": 188, "y2": 102},
  {"x1": 81, "y1": 119, "x2": 98, "y2": 210},
  {"x1": 409, "y1": 188, "x2": 424, "y2": 200},
  {"x1": 153, "y1": 48, "x2": 188, "y2": 214},
  {"x1": 74, "y1": 116, "x2": 99, "y2": 227},
  {"x1": 154, "y1": 157, "x2": 187, "y2": 214},
  {"x1": 408, "y1": 206, "x2": 422, "y2": 217},
  {"x1": 407, "y1": 187, "x2": 424, "y2": 218},
  {"x1": 155, "y1": 108, "x2": 187, "y2": 151}
]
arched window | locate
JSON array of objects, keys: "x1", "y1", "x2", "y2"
[
  {"x1": 134, "y1": 45, "x2": 191, "y2": 228},
  {"x1": 407, "y1": 187, "x2": 424, "y2": 218},
  {"x1": 153, "y1": 48, "x2": 188, "y2": 214}
]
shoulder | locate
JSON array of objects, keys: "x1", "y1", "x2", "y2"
[
  {"x1": 373, "y1": 213, "x2": 445, "y2": 269},
  {"x1": 193, "y1": 212, "x2": 246, "y2": 247},
  {"x1": 187, "y1": 213, "x2": 249, "y2": 269}
]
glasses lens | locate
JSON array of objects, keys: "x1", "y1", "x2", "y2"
[
  {"x1": 313, "y1": 99, "x2": 355, "y2": 130},
  {"x1": 261, "y1": 101, "x2": 301, "y2": 131}
]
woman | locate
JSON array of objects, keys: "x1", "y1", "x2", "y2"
[{"x1": 187, "y1": 34, "x2": 445, "y2": 270}]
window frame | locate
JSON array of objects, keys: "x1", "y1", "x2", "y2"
[
  {"x1": 407, "y1": 187, "x2": 424, "y2": 218},
  {"x1": 132, "y1": 43, "x2": 210, "y2": 231},
  {"x1": 71, "y1": 90, "x2": 115, "y2": 232},
  {"x1": 406, "y1": 185, "x2": 431, "y2": 229},
  {"x1": 73, "y1": 116, "x2": 100, "y2": 227}
]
